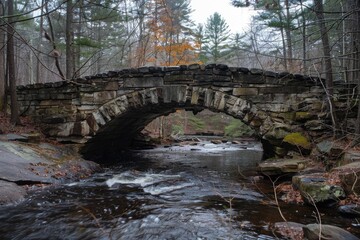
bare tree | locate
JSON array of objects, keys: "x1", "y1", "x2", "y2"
[
  {"x1": 0, "y1": 1, "x2": 5, "y2": 112},
  {"x1": 7, "y1": 0, "x2": 20, "y2": 124},
  {"x1": 66, "y1": 0, "x2": 74, "y2": 79},
  {"x1": 313, "y1": 0, "x2": 337, "y2": 132}
]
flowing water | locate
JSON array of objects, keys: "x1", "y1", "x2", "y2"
[{"x1": 0, "y1": 140, "x2": 359, "y2": 239}]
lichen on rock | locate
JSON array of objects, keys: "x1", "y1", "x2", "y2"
[{"x1": 283, "y1": 132, "x2": 311, "y2": 150}]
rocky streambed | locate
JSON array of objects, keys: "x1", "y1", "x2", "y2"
[{"x1": 0, "y1": 134, "x2": 100, "y2": 205}]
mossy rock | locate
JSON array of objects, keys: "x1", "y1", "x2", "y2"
[
  {"x1": 295, "y1": 112, "x2": 316, "y2": 121},
  {"x1": 283, "y1": 132, "x2": 311, "y2": 150},
  {"x1": 292, "y1": 173, "x2": 345, "y2": 203}
]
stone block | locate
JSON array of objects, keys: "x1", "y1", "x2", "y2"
[
  {"x1": 191, "y1": 87, "x2": 201, "y2": 105},
  {"x1": 232, "y1": 87, "x2": 258, "y2": 96},
  {"x1": 72, "y1": 120, "x2": 90, "y2": 136},
  {"x1": 204, "y1": 89, "x2": 214, "y2": 108},
  {"x1": 56, "y1": 122, "x2": 75, "y2": 137},
  {"x1": 104, "y1": 81, "x2": 119, "y2": 91},
  {"x1": 164, "y1": 74, "x2": 194, "y2": 83},
  {"x1": 124, "y1": 77, "x2": 164, "y2": 87},
  {"x1": 161, "y1": 86, "x2": 187, "y2": 103},
  {"x1": 213, "y1": 92, "x2": 226, "y2": 110},
  {"x1": 258, "y1": 158, "x2": 308, "y2": 176},
  {"x1": 93, "y1": 91, "x2": 117, "y2": 104},
  {"x1": 92, "y1": 111, "x2": 106, "y2": 126}
]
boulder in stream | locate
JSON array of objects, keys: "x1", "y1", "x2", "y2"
[{"x1": 303, "y1": 223, "x2": 359, "y2": 240}]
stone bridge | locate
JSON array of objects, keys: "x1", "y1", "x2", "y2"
[{"x1": 16, "y1": 64, "x2": 357, "y2": 163}]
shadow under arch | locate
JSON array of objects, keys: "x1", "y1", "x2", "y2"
[{"x1": 81, "y1": 86, "x2": 274, "y2": 164}]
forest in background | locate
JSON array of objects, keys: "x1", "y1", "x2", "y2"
[{"x1": 0, "y1": 0, "x2": 359, "y2": 139}]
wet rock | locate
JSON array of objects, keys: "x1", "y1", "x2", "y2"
[
  {"x1": 292, "y1": 173, "x2": 345, "y2": 204},
  {"x1": 210, "y1": 140, "x2": 222, "y2": 144},
  {"x1": 338, "y1": 204, "x2": 360, "y2": 217},
  {"x1": 273, "y1": 222, "x2": 304, "y2": 240},
  {"x1": 333, "y1": 162, "x2": 360, "y2": 195},
  {"x1": 0, "y1": 180, "x2": 27, "y2": 205},
  {"x1": 257, "y1": 158, "x2": 308, "y2": 176},
  {"x1": 0, "y1": 140, "x2": 100, "y2": 205},
  {"x1": 2, "y1": 133, "x2": 28, "y2": 142},
  {"x1": 21, "y1": 133, "x2": 41, "y2": 143},
  {"x1": 303, "y1": 223, "x2": 359, "y2": 240}
]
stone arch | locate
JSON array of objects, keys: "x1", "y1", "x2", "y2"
[{"x1": 81, "y1": 85, "x2": 275, "y2": 162}]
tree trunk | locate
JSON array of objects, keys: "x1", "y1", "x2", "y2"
[
  {"x1": 36, "y1": 0, "x2": 44, "y2": 84},
  {"x1": 313, "y1": 0, "x2": 337, "y2": 132},
  {"x1": 300, "y1": 0, "x2": 307, "y2": 74},
  {"x1": 7, "y1": 0, "x2": 20, "y2": 125},
  {"x1": 284, "y1": 0, "x2": 293, "y2": 71},
  {"x1": 66, "y1": 0, "x2": 74, "y2": 79},
  {"x1": 0, "y1": 2, "x2": 5, "y2": 112},
  {"x1": 45, "y1": 2, "x2": 65, "y2": 80},
  {"x1": 349, "y1": 0, "x2": 360, "y2": 135},
  {"x1": 276, "y1": 8, "x2": 287, "y2": 71}
]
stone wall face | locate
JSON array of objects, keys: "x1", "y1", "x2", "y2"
[{"x1": 16, "y1": 64, "x2": 358, "y2": 160}]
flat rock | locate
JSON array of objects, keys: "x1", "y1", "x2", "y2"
[
  {"x1": 0, "y1": 141, "x2": 54, "y2": 183},
  {"x1": 0, "y1": 140, "x2": 100, "y2": 205},
  {"x1": 0, "y1": 134, "x2": 28, "y2": 142},
  {"x1": 292, "y1": 173, "x2": 345, "y2": 203},
  {"x1": 257, "y1": 158, "x2": 308, "y2": 176},
  {"x1": 303, "y1": 224, "x2": 359, "y2": 240}
]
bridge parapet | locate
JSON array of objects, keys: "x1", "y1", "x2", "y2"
[{"x1": 16, "y1": 64, "x2": 358, "y2": 162}]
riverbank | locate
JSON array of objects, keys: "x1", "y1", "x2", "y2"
[{"x1": 0, "y1": 136, "x2": 101, "y2": 205}]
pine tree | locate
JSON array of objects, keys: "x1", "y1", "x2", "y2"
[{"x1": 202, "y1": 12, "x2": 231, "y2": 64}]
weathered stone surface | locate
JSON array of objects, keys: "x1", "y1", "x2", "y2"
[
  {"x1": 292, "y1": 173, "x2": 345, "y2": 203},
  {"x1": 257, "y1": 158, "x2": 308, "y2": 175},
  {"x1": 338, "y1": 204, "x2": 360, "y2": 217},
  {"x1": 333, "y1": 162, "x2": 360, "y2": 195},
  {"x1": 14, "y1": 64, "x2": 358, "y2": 162},
  {"x1": 0, "y1": 181, "x2": 27, "y2": 205},
  {"x1": 232, "y1": 87, "x2": 258, "y2": 96},
  {"x1": 282, "y1": 132, "x2": 311, "y2": 152},
  {"x1": 0, "y1": 140, "x2": 100, "y2": 205},
  {"x1": 303, "y1": 224, "x2": 359, "y2": 240}
]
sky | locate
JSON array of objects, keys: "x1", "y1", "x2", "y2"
[{"x1": 190, "y1": 0, "x2": 255, "y2": 34}]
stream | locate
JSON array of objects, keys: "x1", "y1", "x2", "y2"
[{"x1": 0, "y1": 139, "x2": 359, "y2": 239}]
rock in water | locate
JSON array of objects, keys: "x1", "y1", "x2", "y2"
[
  {"x1": 0, "y1": 180, "x2": 27, "y2": 205},
  {"x1": 303, "y1": 224, "x2": 359, "y2": 240}
]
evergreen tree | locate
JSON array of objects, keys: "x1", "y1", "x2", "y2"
[{"x1": 202, "y1": 12, "x2": 231, "y2": 64}]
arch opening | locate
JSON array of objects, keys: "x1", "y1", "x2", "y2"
[{"x1": 81, "y1": 102, "x2": 262, "y2": 164}]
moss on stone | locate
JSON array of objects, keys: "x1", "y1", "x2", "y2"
[
  {"x1": 295, "y1": 112, "x2": 313, "y2": 121},
  {"x1": 283, "y1": 132, "x2": 311, "y2": 149}
]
